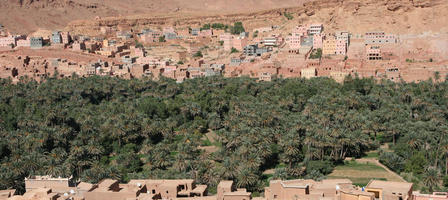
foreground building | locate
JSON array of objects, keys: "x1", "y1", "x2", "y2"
[{"x1": 5, "y1": 176, "x2": 250, "y2": 200}]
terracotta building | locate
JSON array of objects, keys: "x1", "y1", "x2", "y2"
[
  {"x1": 301, "y1": 67, "x2": 317, "y2": 79},
  {"x1": 413, "y1": 192, "x2": 448, "y2": 200},
  {"x1": 364, "y1": 180, "x2": 413, "y2": 200}
]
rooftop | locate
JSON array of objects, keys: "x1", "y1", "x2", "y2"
[
  {"x1": 366, "y1": 180, "x2": 412, "y2": 194},
  {"x1": 218, "y1": 181, "x2": 234, "y2": 189},
  {"x1": 97, "y1": 179, "x2": 118, "y2": 189}
]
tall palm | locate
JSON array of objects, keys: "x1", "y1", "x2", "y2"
[{"x1": 423, "y1": 167, "x2": 440, "y2": 192}]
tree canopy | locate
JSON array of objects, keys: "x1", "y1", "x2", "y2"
[{"x1": 0, "y1": 76, "x2": 447, "y2": 193}]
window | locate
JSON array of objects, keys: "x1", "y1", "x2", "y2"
[{"x1": 152, "y1": 190, "x2": 155, "y2": 194}]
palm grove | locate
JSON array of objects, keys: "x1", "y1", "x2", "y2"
[{"x1": 1, "y1": 75, "x2": 448, "y2": 194}]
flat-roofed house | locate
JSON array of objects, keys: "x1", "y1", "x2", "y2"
[
  {"x1": 301, "y1": 67, "x2": 317, "y2": 79},
  {"x1": 0, "y1": 189, "x2": 15, "y2": 200},
  {"x1": 25, "y1": 175, "x2": 75, "y2": 193},
  {"x1": 413, "y1": 192, "x2": 448, "y2": 200},
  {"x1": 365, "y1": 180, "x2": 413, "y2": 200},
  {"x1": 264, "y1": 179, "x2": 353, "y2": 200},
  {"x1": 338, "y1": 188, "x2": 375, "y2": 200},
  {"x1": 217, "y1": 180, "x2": 251, "y2": 200}
]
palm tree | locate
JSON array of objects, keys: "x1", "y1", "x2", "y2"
[{"x1": 423, "y1": 167, "x2": 440, "y2": 192}]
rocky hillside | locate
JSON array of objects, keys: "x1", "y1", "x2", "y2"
[
  {"x1": 0, "y1": 0, "x2": 307, "y2": 33},
  {"x1": 63, "y1": 0, "x2": 448, "y2": 36},
  {"x1": 0, "y1": 0, "x2": 446, "y2": 34}
]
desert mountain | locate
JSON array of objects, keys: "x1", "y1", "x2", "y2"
[{"x1": 0, "y1": 0, "x2": 308, "y2": 33}]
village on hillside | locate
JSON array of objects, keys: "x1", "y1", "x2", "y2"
[{"x1": 0, "y1": 21, "x2": 446, "y2": 83}]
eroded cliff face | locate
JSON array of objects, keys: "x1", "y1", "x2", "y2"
[
  {"x1": 0, "y1": 0, "x2": 306, "y2": 33},
  {"x1": 63, "y1": 0, "x2": 447, "y2": 36},
  {"x1": 1, "y1": 0, "x2": 100, "y2": 9}
]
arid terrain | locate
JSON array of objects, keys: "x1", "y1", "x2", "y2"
[
  {"x1": 0, "y1": 0, "x2": 308, "y2": 33},
  {"x1": 2, "y1": 0, "x2": 448, "y2": 35}
]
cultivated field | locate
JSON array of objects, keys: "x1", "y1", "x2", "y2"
[{"x1": 328, "y1": 159, "x2": 404, "y2": 186}]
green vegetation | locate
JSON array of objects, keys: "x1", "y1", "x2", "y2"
[
  {"x1": 201, "y1": 23, "x2": 229, "y2": 31},
  {"x1": 253, "y1": 31, "x2": 259, "y2": 38},
  {"x1": 309, "y1": 48, "x2": 322, "y2": 59},
  {"x1": 158, "y1": 36, "x2": 166, "y2": 42},
  {"x1": 135, "y1": 40, "x2": 143, "y2": 48},
  {"x1": 200, "y1": 24, "x2": 211, "y2": 31},
  {"x1": 364, "y1": 151, "x2": 379, "y2": 158},
  {"x1": 193, "y1": 51, "x2": 203, "y2": 58},
  {"x1": 230, "y1": 22, "x2": 245, "y2": 35},
  {"x1": 219, "y1": 41, "x2": 224, "y2": 46},
  {"x1": 177, "y1": 61, "x2": 184, "y2": 65},
  {"x1": 336, "y1": 161, "x2": 385, "y2": 171},
  {"x1": 328, "y1": 160, "x2": 394, "y2": 186},
  {"x1": 283, "y1": 12, "x2": 294, "y2": 20},
  {"x1": 1, "y1": 75, "x2": 448, "y2": 194},
  {"x1": 406, "y1": 58, "x2": 415, "y2": 63},
  {"x1": 230, "y1": 47, "x2": 239, "y2": 54}
]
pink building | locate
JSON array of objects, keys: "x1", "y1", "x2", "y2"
[
  {"x1": 366, "y1": 45, "x2": 382, "y2": 60},
  {"x1": 336, "y1": 39, "x2": 347, "y2": 55},
  {"x1": 100, "y1": 26, "x2": 114, "y2": 35},
  {"x1": 0, "y1": 36, "x2": 16, "y2": 47},
  {"x1": 232, "y1": 37, "x2": 248, "y2": 51},
  {"x1": 163, "y1": 27, "x2": 176, "y2": 34},
  {"x1": 72, "y1": 41, "x2": 86, "y2": 51},
  {"x1": 61, "y1": 32, "x2": 71, "y2": 44},
  {"x1": 220, "y1": 33, "x2": 234, "y2": 51},
  {"x1": 413, "y1": 192, "x2": 448, "y2": 200},
  {"x1": 313, "y1": 34, "x2": 323, "y2": 49},
  {"x1": 199, "y1": 29, "x2": 213, "y2": 37},
  {"x1": 286, "y1": 34, "x2": 301, "y2": 49},
  {"x1": 293, "y1": 25, "x2": 308, "y2": 37},
  {"x1": 16, "y1": 38, "x2": 30, "y2": 47},
  {"x1": 130, "y1": 46, "x2": 145, "y2": 57}
]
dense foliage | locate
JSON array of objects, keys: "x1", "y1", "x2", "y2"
[
  {"x1": 230, "y1": 22, "x2": 245, "y2": 35},
  {"x1": 0, "y1": 75, "x2": 447, "y2": 194}
]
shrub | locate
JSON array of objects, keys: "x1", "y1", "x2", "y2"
[
  {"x1": 443, "y1": 175, "x2": 448, "y2": 187},
  {"x1": 379, "y1": 151, "x2": 405, "y2": 173},
  {"x1": 284, "y1": 12, "x2": 294, "y2": 20},
  {"x1": 309, "y1": 48, "x2": 322, "y2": 59},
  {"x1": 253, "y1": 31, "x2": 259, "y2": 38},
  {"x1": 201, "y1": 24, "x2": 211, "y2": 31},
  {"x1": 306, "y1": 160, "x2": 334, "y2": 175},
  {"x1": 230, "y1": 47, "x2": 239, "y2": 53},
  {"x1": 405, "y1": 152, "x2": 428, "y2": 175},
  {"x1": 135, "y1": 40, "x2": 143, "y2": 48},
  {"x1": 211, "y1": 23, "x2": 228, "y2": 30},
  {"x1": 230, "y1": 22, "x2": 245, "y2": 35},
  {"x1": 193, "y1": 51, "x2": 203, "y2": 58}
]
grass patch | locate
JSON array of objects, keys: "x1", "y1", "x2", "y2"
[
  {"x1": 328, "y1": 160, "x2": 399, "y2": 185},
  {"x1": 364, "y1": 151, "x2": 379, "y2": 158},
  {"x1": 336, "y1": 161, "x2": 385, "y2": 171},
  {"x1": 201, "y1": 138, "x2": 212, "y2": 146}
]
